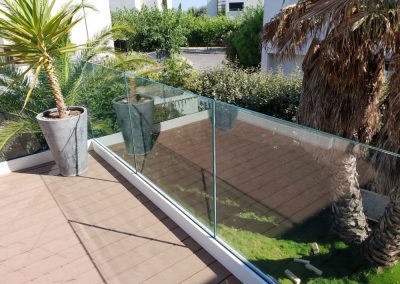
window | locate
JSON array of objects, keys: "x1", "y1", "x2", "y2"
[{"x1": 229, "y1": 2, "x2": 244, "y2": 11}]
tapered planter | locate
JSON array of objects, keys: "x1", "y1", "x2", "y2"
[
  {"x1": 215, "y1": 103, "x2": 238, "y2": 131},
  {"x1": 113, "y1": 95, "x2": 154, "y2": 155},
  {"x1": 36, "y1": 106, "x2": 88, "y2": 176}
]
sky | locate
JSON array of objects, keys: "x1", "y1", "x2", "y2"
[{"x1": 173, "y1": 0, "x2": 207, "y2": 11}]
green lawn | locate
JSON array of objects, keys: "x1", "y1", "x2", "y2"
[
  {"x1": 129, "y1": 153, "x2": 400, "y2": 284},
  {"x1": 217, "y1": 212, "x2": 400, "y2": 284}
]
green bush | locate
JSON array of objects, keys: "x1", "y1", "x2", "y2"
[
  {"x1": 183, "y1": 14, "x2": 238, "y2": 47},
  {"x1": 112, "y1": 8, "x2": 237, "y2": 50},
  {"x1": 112, "y1": 7, "x2": 188, "y2": 55},
  {"x1": 149, "y1": 55, "x2": 198, "y2": 88},
  {"x1": 226, "y1": 5, "x2": 264, "y2": 67},
  {"x1": 186, "y1": 66, "x2": 302, "y2": 121}
]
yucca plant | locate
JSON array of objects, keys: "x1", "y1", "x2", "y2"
[
  {"x1": 0, "y1": 0, "x2": 93, "y2": 118},
  {"x1": 0, "y1": 28, "x2": 159, "y2": 159}
]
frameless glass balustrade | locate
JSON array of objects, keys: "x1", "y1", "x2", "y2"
[{"x1": 83, "y1": 61, "x2": 400, "y2": 283}]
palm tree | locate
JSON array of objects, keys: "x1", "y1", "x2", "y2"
[
  {"x1": 263, "y1": 0, "x2": 386, "y2": 244},
  {"x1": 0, "y1": 0, "x2": 94, "y2": 119},
  {"x1": 264, "y1": 0, "x2": 400, "y2": 265},
  {"x1": 365, "y1": 52, "x2": 400, "y2": 266},
  {"x1": 0, "y1": 28, "x2": 158, "y2": 157}
]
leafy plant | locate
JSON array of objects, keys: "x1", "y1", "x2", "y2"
[
  {"x1": 112, "y1": 6, "x2": 188, "y2": 56},
  {"x1": 0, "y1": 15, "x2": 152, "y2": 158},
  {"x1": 187, "y1": 65, "x2": 302, "y2": 121},
  {"x1": 225, "y1": 5, "x2": 264, "y2": 67},
  {"x1": 112, "y1": 8, "x2": 237, "y2": 50},
  {"x1": 149, "y1": 55, "x2": 197, "y2": 88},
  {"x1": 0, "y1": 0, "x2": 93, "y2": 118},
  {"x1": 183, "y1": 14, "x2": 238, "y2": 47}
]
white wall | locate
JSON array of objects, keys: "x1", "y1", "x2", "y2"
[
  {"x1": 146, "y1": 0, "x2": 173, "y2": 10},
  {"x1": 226, "y1": 0, "x2": 260, "y2": 10},
  {"x1": 109, "y1": 0, "x2": 139, "y2": 10},
  {"x1": 109, "y1": 0, "x2": 172, "y2": 11},
  {"x1": 208, "y1": 0, "x2": 260, "y2": 17},
  {"x1": 207, "y1": 0, "x2": 218, "y2": 16},
  {"x1": 54, "y1": 0, "x2": 113, "y2": 46},
  {"x1": 226, "y1": 0, "x2": 260, "y2": 17},
  {"x1": 261, "y1": 0, "x2": 305, "y2": 74}
]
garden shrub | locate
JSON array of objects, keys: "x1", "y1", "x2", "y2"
[
  {"x1": 225, "y1": 5, "x2": 264, "y2": 67},
  {"x1": 183, "y1": 14, "x2": 238, "y2": 47},
  {"x1": 149, "y1": 55, "x2": 198, "y2": 88},
  {"x1": 112, "y1": 8, "x2": 237, "y2": 50},
  {"x1": 112, "y1": 6, "x2": 188, "y2": 55},
  {"x1": 186, "y1": 66, "x2": 302, "y2": 121}
]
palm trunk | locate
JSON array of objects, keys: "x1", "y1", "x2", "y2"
[
  {"x1": 331, "y1": 153, "x2": 370, "y2": 244},
  {"x1": 365, "y1": 53, "x2": 400, "y2": 266},
  {"x1": 298, "y1": 39, "x2": 384, "y2": 244},
  {"x1": 44, "y1": 59, "x2": 67, "y2": 119},
  {"x1": 364, "y1": 189, "x2": 400, "y2": 266}
]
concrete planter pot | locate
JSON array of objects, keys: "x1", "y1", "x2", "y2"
[
  {"x1": 36, "y1": 106, "x2": 88, "y2": 176},
  {"x1": 113, "y1": 95, "x2": 154, "y2": 156},
  {"x1": 215, "y1": 103, "x2": 238, "y2": 131}
]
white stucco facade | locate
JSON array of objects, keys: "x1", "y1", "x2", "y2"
[
  {"x1": 207, "y1": 0, "x2": 260, "y2": 17},
  {"x1": 109, "y1": 0, "x2": 172, "y2": 11},
  {"x1": 207, "y1": 0, "x2": 219, "y2": 16},
  {"x1": 261, "y1": 0, "x2": 305, "y2": 74},
  {"x1": 54, "y1": 0, "x2": 113, "y2": 46}
]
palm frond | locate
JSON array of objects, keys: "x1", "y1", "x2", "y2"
[
  {"x1": 0, "y1": 0, "x2": 94, "y2": 114},
  {"x1": 263, "y1": 0, "x2": 400, "y2": 57},
  {"x1": 0, "y1": 117, "x2": 41, "y2": 151}
]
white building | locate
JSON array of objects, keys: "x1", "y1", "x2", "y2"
[
  {"x1": 0, "y1": 0, "x2": 113, "y2": 49},
  {"x1": 109, "y1": 0, "x2": 172, "y2": 11},
  {"x1": 261, "y1": 0, "x2": 304, "y2": 74},
  {"x1": 207, "y1": 0, "x2": 260, "y2": 18},
  {"x1": 54, "y1": 0, "x2": 113, "y2": 46}
]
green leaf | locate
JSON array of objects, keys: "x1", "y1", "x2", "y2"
[{"x1": 0, "y1": 118, "x2": 40, "y2": 151}]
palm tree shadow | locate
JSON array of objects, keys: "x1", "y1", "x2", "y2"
[{"x1": 252, "y1": 244, "x2": 372, "y2": 282}]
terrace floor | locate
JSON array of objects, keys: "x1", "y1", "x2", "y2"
[
  {"x1": 0, "y1": 152, "x2": 240, "y2": 284},
  {"x1": 110, "y1": 119, "x2": 352, "y2": 236},
  {"x1": 106, "y1": 118, "x2": 379, "y2": 282},
  {"x1": 109, "y1": 119, "x2": 376, "y2": 237}
]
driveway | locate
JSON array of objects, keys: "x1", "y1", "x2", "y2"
[
  {"x1": 147, "y1": 47, "x2": 226, "y2": 71},
  {"x1": 180, "y1": 47, "x2": 226, "y2": 71}
]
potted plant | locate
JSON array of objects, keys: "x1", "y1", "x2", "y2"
[
  {"x1": 113, "y1": 78, "x2": 154, "y2": 155},
  {"x1": 211, "y1": 91, "x2": 238, "y2": 131},
  {"x1": 215, "y1": 102, "x2": 238, "y2": 130},
  {"x1": 0, "y1": 0, "x2": 93, "y2": 176}
]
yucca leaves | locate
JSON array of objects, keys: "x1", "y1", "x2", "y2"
[
  {"x1": 0, "y1": 0, "x2": 93, "y2": 117},
  {"x1": 0, "y1": 118, "x2": 41, "y2": 151}
]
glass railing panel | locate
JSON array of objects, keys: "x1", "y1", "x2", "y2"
[
  {"x1": 0, "y1": 112, "x2": 47, "y2": 162},
  {"x1": 82, "y1": 64, "x2": 215, "y2": 231},
  {"x1": 0, "y1": 61, "x2": 58, "y2": 161},
  {"x1": 81, "y1": 62, "x2": 135, "y2": 169},
  {"x1": 115, "y1": 77, "x2": 215, "y2": 231},
  {"x1": 214, "y1": 101, "x2": 400, "y2": 282}
]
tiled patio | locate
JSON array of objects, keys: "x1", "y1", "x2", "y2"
[
  {"x1": 0, "y1": 152, "x2": 240, "y2": 284},
  {"x1": 109, "y1": 119, "x2": 374, "y2": 237}
]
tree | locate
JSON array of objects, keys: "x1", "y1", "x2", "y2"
[
  {"x1": 0, "y1": 27, "x2": 157, "y2": 155},
  {"x1": 365, "y1": 52, "x2": 400, "y2": 266},
  {"x1": 226, "y1": 5, "x2": 264, "y2": 67},
  {"x1": 187, "y1": 6, "x2": 207, "y2": 17},
  {"x1": 264, "y1": 0, "x2": 400, "y2": 266},
  {"x1": 263, "y1": 0, "x2": 385, "y2": 244},
  {"x1": 0, "y1": 0, "x2": 93, "y2": 119}
]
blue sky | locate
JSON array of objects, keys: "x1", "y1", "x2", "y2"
[{"x1": 173, "y1": 0, "x2": 207, "y2": 11}]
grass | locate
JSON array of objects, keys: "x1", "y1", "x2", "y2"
[
  {"x1": 217, "y1": 212, "x2": 400, "y2": 284},
  {"x1": 127, "y1": 147, "x2": 400, "y2": 284}
]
